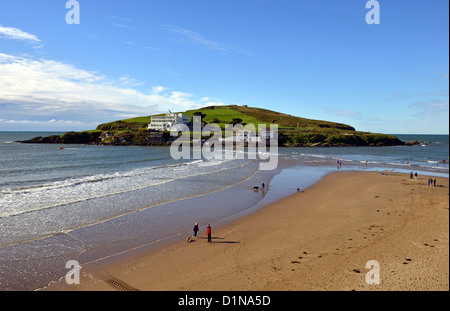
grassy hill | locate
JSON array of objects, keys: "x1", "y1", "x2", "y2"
[
  {"x1": 21, "y1": 105, "x2": 407, "y2": 147},
  {"x1": 97, "y1": 105, "x2": 355, "y2": 132}
]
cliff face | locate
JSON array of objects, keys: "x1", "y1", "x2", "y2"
[
  {"x1": 19, "y1": 130, "x2": 171, "y2": 146},
  {"x1": 279, "y1": 132, "x2": 406, "y2": 147},
  {"x1": 20, "y1": 132, "x2": 102, "y2": 145}
]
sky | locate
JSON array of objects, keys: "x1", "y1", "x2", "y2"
[{"x1": 0, "y1": 0, "x2": 448, "y2": 134}]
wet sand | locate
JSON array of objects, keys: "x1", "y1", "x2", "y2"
[{"x1": 47, "y1": 171, "x2": 449, "y2": 291}]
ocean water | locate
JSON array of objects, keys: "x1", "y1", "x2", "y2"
[
  {"x1": 282, "y1": 134, "x2": 449, "y2": 176},
  {"x1": 0, "y1": 132, "x2": 448, "y2": 290}
]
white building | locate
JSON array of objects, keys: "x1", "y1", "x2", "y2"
[{"x1": 148, "y1": 112, "x2": 190, "y2": 131}]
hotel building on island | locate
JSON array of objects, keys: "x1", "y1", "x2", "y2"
[{"x1": 148, "y1": 111, "x2": 191, "y2": 131}]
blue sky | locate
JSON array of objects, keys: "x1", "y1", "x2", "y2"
[{"x1": 0, "y1": 0, "x2": 448, "y2": 134}]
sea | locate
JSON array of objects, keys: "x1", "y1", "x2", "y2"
[{"x1": 0, "y1": 132, "x2": 448, "y2": 291}]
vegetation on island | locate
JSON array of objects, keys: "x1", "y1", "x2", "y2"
[{"x1": 19, "y1": 105, "x2": 413, "y2": 147}]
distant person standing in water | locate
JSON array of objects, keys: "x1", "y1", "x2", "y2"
[{"x1": 207, "y1": 224, "x2": 212, "y2": 243}]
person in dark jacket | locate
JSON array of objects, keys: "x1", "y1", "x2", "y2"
[{"x1": 193, "y1": 223, "x2": 199, "y2": 238}]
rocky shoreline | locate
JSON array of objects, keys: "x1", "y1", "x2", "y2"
[{"x1": 16, "y1": 131, "x2": 421, "y2": 147}]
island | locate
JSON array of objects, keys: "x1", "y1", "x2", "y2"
[{"x1": 18, "y1": 105, "x2": 417, "y2": 147}]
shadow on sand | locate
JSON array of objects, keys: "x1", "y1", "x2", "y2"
[{"x1": 195, "y1": 237, "x2": 240, "y2": 244}]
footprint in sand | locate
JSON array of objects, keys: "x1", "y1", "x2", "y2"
[
  {"x1": 402, "y1": 258, "x2": 413, "y2": 264},
  {"x1": 294, "y1": 251, "x2": 326, "y2": 264}
]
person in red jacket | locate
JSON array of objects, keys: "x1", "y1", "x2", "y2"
[{"x1": 207, "y1": 224, "x2": 212, "y2": 243}]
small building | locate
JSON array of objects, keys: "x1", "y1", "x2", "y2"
[
  {"x1": 100, "y1": 132, "x2": 113, "y2": 140},
  {"x1": 100, "y1": 132, "x2": 126, "y2": 144}
]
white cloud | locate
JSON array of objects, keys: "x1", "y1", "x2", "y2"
[
  {"x1": 107, "y1": 15, "x2": 134, "y2": 23},
  {"x1": 0, "y1": 118, "x2": 84, "y2": 125},
  {"x1": 165, "y1": 70, "x2": 181, "y2": 77},
  {"x1": 0, "y1": 53, "x2": 216, "y2": 130},
  {"x1": 409, "y1": 99, "x2": 449, "y2": 118},
  {"x1": 0, "y1": 118, "x2": 99, "y2": 131},
  {"x1": 0, "y1": 25, "x2": 41, "y2": 42},
  {"x1": 123, "y1": 41, "x2": 161, "y2": 52},
  {"x1": 111, "y1": 23, "x2": 138, "y2": 31},
  {"x1": 203, "y1": 101, "x2": 226, "y2": 107},
  {"x1": 162, "y1": 24, "x2": 255, "y2": 56},
  {"x1": 200, "y1": 96, "x2": 225, "y2": 107},
  {"x1": 152, "y1": 86, "x2": 166, "y2": 93}
]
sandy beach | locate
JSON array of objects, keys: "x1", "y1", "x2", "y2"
[{"x1": 47, "y1": 170, "x2": 449, "y2": 291}]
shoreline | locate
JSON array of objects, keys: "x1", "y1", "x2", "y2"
[
  {"x1": 36, "y1": 160, "x2": 330, "y2": 291},
  {"x1": 46, "y1": 170, "x2": 449, "y2": 291}
]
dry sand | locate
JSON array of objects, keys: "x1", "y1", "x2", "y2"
[{"x1": 48, "y1": 171, "x2": 449, "y2": 291}]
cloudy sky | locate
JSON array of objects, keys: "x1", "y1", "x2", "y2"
[{"x1": 0, "y1": 0, "x2": 448, "y2": 133}]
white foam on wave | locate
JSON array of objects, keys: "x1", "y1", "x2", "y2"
[{"x1": 0, "y1": 157, "x2": 250, "y2": 218}]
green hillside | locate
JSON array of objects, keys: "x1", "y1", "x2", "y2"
[
  {"x1": 21, "y1": 105, "x2": 408, "y2": 147},
  {"x1": 97, "y1": 105, "x2": 355, "y2": 132}
]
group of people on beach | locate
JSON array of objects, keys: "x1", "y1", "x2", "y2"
[
  {"x1": 410, "y1": 171, "x2": 418, "y2": 179},
  {"x1": 192, "y1": 223, "x2": 212, "y2": 243},
  {"x1": 189, "y1": 181, "x2": 268, "y2": 244},
  {"x1": 428, "y1": 178, "x2": 437, "y2": 187},
  {"x1": 408, "y1": 171, "x2": 438, "y2": 187}
]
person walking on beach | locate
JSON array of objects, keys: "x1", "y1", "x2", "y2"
[
  {"x1": 261, "y1": 181, "x2": 265, "y2": 190},
  {"x1": 193, "y1": 223, "x2": 199, "y2": 238},
  {"x1": 207, "y1": 224, "x2": 212, "y2": 243}
]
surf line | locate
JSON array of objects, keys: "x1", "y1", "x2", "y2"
[
  {"x1": 0, "y1": 162, "x2": 261, "y2": 250},
  {"x1": 0, "y1": 160, "x2": 253, "y2": 220},
  {"x1": 64, "y1": 165, "x2": 264, "y2": 266}
]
